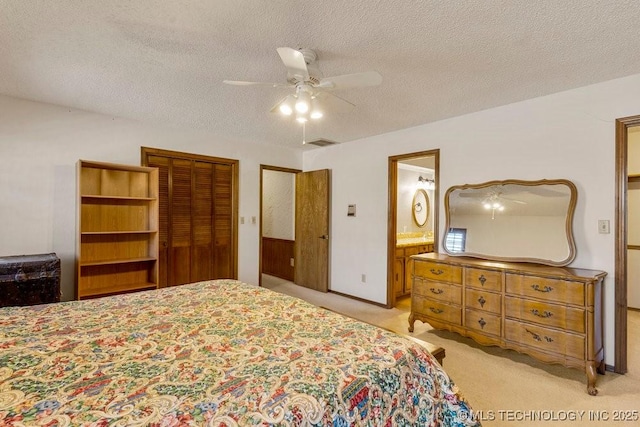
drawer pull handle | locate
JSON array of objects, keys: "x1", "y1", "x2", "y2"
[
  {"x1": 478, "y1": 318, "x2": 486, "y2": 329},
  {"x1": 429, "y1": 307, "x2": 444, "y2": 314},
  {"x1": 430, "y1": 268, "x2": 444, "y2": 275},
  {"x1": 477, "y1": 296, "x2": 486, "y2": 307},
  {"x1": 531, "y1": 284, "x2": 553, "y2": 293},
  {"x1": 478, "y1": 274, "x2": 486, "y2": 285},
  {"x1": 430, "y1": 288, "x2": 444, "y2": 295},
  {"x1": 525, "y1": 329, "x2": 554, "y2": 343},
  {"x1": 530, "y1": 309, "x2": 553, "y2": 318}
]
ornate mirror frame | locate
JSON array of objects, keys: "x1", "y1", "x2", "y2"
[
  {"x1": 443, "y1": 178, "x2": 577, "y2": 266},
  {"x1": 412, "y1": 188, "x2": 430, "y2": 227}
]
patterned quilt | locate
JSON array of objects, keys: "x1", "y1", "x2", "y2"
[{"x1": 0, "y1": 280, "x2": 479, "y2": 426}]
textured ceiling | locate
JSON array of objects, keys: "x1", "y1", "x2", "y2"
[{"x1": 2, "y1": 1, "x2": 640, "y2": 150}]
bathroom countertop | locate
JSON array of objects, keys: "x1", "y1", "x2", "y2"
[{"x1": 396, "y1": 237, "x2": 434, "y2": 248}]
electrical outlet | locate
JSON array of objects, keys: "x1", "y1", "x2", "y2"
[
  {"x1": 361, "y1": 274, "x2": 366, "y2": 283},
  {"x1": 598, "y1": 220, "x2": 610, "y2": 234}
]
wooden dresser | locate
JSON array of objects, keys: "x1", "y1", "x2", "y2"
[{"x1": 408, "y1": 253, "x2": 606, "y2": 395}]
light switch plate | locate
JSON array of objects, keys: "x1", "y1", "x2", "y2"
[{"x1": 598, "y1": 220, "x2": 610, "y2": 234}]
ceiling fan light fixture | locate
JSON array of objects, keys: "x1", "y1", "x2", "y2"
[
  {"x1": 309, "y1": 97, "x2": 323, "y2": 119},
  {"x1": 295, "y1": 90, "x2": 311, "y2": 113},
  {"x1": 279, "y1": 95, "x2": 295, "y2": 116},
  {"x1": 295, "y1": 109, "x2": 309, "y2": 123}
]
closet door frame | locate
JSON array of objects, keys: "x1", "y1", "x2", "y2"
[{"x1": 141, "y1": 147, "x2": 239, "y2": 285}]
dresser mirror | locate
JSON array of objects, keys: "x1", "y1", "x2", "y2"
[
  {"x1": 412, "y1": 189, "x2": 429, "y2": 227},
  {"x1": 443, "y1": 179, "x2": 577, "y2": 266}
]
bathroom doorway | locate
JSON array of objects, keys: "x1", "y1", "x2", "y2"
[
  {"x1": 615, "y1": 117, "x2": 640, "y2": 374},
  {"x1": 387, "y1": 150, "x2": 439, "y2": 308}
]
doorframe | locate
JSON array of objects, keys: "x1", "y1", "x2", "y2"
[
  {"x1": 387, "y1": 149, "x2": 440, "y2": 308},
  {"x1": 259, "y1": 164, "x2": 301, "y2": 286},
  {"x1": 614, "y1": 115, "x2": 640, "y2": 373}
]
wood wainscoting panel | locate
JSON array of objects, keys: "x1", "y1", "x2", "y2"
[{"x1": 262, "y1": 237, "x2": 294, "y2": 281}]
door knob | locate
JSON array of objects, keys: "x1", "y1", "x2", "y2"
[{"x1": 319, "y1": 235, "x2": 329, "y2": 240}]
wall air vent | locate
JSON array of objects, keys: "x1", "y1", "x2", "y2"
[{"x1": 307, "y1": 138, "x2": 338, "y2": 147}]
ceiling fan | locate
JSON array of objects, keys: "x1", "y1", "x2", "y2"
[{"x1": 223, "y1": 47, "x2": 382, "y2": 125}]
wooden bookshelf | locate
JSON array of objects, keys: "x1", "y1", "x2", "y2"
[{"x1": 76, "y1": 160, "x2": 159, "y2": 299}]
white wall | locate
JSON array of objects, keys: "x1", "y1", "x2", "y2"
[
  {"x1": 397, "y1": 167, "x2": 434, "y2": 235},
  {"x1": 0, "y1": 95, "x2": 302, "y2": 300},
  {"x1": 304, "y1": 72, "x2": 640, "y2": 366},
  {"x1": 262, "y1": 169, "x2": 295, "y2": 240}
]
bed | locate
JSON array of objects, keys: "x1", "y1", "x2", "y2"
[{"x1": 0, "y1": 279, "x2": 478, "y2": 426}]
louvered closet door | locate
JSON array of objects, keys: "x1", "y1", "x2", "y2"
[
  {"x1": 170, "y1": 159, "x2": 193, "y2": 286},
  {"x1": 213, "y1": 163, "x2": 233, "y2": 279},
  {"x1": 144, "y1": 149, "x2": 237, "y2": 288},
  {"x1": 147, "y1": 155, "x2": 170, "y2": 288}
]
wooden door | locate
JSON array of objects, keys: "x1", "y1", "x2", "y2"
[
  {"x1": 294, "y1": 169, "x2": 330, "y2": 292},
  {"x1": 170, "y1": 158, "x2": 193, "y2": 286},
  {"x1": 212, "y1": 163, "x2": 234, "y2": 279},
  {"x1": 628, "y1": 177, "x2": 640, "y2": 309},
  {"x1": 142, "y1": 148, "x2": 238, "y2": 287}
]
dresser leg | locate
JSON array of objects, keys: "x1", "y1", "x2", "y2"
[
  {"x1": 408, "y1": 313, "x2": 415, "y2": 333},
  {"x1": 586, "y1": 362, "x2": 598, "y2": 396}
]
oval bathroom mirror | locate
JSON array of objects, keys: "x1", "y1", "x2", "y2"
[{"x1": 412, "y1": 189, "x2": 429, "y2": 227}]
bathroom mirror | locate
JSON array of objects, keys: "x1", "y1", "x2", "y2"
[
  {"x1": 412, "y1": 189, "x2": 429, "y2": 227},
  {"x1": 443, "y1": 179, "x2": 577, "y2": 266}
]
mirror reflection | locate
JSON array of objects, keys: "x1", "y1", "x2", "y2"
[{"x1": 444, "y1": 179, "x2": 577, "y2": 266}]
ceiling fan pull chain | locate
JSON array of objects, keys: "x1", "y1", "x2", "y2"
[{"x1": 302, "y1": 121, "x2": 306, "y2": 145}]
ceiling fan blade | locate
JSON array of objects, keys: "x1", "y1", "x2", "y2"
[
  {"x1": 276, "y1": 47, "x2": 310, "y2": 81},
  {"x1": 269, "y1": 96, "x2": 290, "y2": 113},
  {"x1": 502, "y1": 197, "x2": 527, "y2": 205},
  {"x1": 223, "y1": 80, "x2": 289, "y2": 87},
  {"x1": 314, "y1": 91, "x2": 355, "y2": 112},
  {"x1": 317, "y1": 71, "x2": 382, "y2": 90}
]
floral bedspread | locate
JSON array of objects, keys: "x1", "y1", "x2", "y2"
[{"x1": 0, "y1": 280, "x2": 479, "y2": 426}]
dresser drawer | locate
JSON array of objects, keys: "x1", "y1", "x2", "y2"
[
  {"x1": 413, "y1": 279, "x2": 461, "y2": 304},
  {"x1": 414, "y1": 261, "x2": 462, "y2": 284},
  {"x1": 465, "y1": 288, "x2": 501, "y2": 314},
  {"x1": 504, "y1": 319, "x2": 585, "y2": 360},
  {"x1": 465, "y1": 267, "x2": 502, "y2": 292},
  {"x1": 505, "y1": 274, "x2": 585, "y2": 306},
  {"x1": 465, "y1": 309, "x2": 501, "y2": 336},
  {"x1": 505, "y1": 296, "x2": 585, "y2": 333},
  {"x1": 412, "y1": 297, "x2": 462, "y2": 325}
]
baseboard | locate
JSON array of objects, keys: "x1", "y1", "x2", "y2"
[{"x1": 328, "y1": 289, "x2": 388, "y2": 308}]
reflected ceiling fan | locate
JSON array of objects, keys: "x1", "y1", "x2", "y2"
[
  {"x1": 223, "y1": 47, "x2": 382, "y2": 128},
  {"x1": 459, "y1": 189, "x2": 526, "y2": 219}
]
